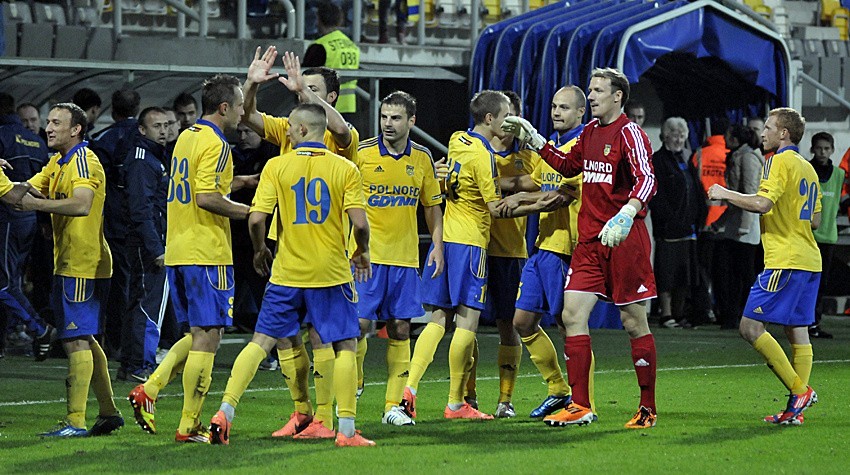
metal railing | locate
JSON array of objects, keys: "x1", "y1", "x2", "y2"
[{"x1": 108, "y1": 0, "x2": 515, "y2": 45}]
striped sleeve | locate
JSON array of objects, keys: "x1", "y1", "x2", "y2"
[
  {"x1": 70, "y1": 149, "x2": 101, "y2": 192},
  {"x1": 622, "y1": 122, "x2": 656, "y2": 205},
  {"x1": 195, "y1": 138, "x2": 229, "y2": 194}
]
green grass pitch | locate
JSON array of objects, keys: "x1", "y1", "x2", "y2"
[{"x1": 1, "y1": 316, "x2": 849, "y2": 474}]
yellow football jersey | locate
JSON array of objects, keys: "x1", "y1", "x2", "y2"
[
  {"x1": 349, "y1": 136, "x2": 442, "y2": 267},
  {"x1": 251, "y1": 142, "x2": 366, "y2": 287},
  {"x1": 443, "y1": 130, "x2": 501, "y2": 249},
  {"x1": 28, "y1": 142, "x2": 112, "y2": 279},
  {"x1": 489, "y1": 146, "x2": 535, "y2": 258},
  {"x1": 757, "y1": 146, "x2": 822, "y2": 272},
  {"x1": 0, "y1": 170, "x2": 12, "y2": 196},
  {"x1": 261, "y1": 113, "x2": 359, "y2": 159},
  {"x1": 165, "y1": 120, "x2": 234, "y2": 266},
  {"x1": 532, "y1": 134, "x2": 583, "y2": 255}
]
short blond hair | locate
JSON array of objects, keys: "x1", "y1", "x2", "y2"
[{"x1": 768, "y1": 107, "x2": 806, "y2": 144}]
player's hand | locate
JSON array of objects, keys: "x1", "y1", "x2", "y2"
[
  {"x1": 247, "y1": 46, "x2": 280, "y2": 84},
  {"x1": 27, "y1": 186, "x2": 46, "y2": 199},
  {"x1": 232, "y1": 173, "x2": 260, "y2": 191},
  {"x1": 539, "y1": 191, "x2": 567, "y2": 212},
  {"x1": 501, "y1": 116, "x2": 546, "y2": 150},
  {"x1": 0, "y1": 158, "x2": 12, "y2": 170},
  {"x1": 707, "y1": 184, "x2": 727, "y2": 201},
  {"x1": 253, "y1": 245, "x2": 273, "y2": 276},
  {"x1": 598, "y1": 203, "x2": 637, "y2": 247},
  {"x1": 13, "y1": 192, "x2": 41, "y2": 211},
  {"x1": 426, "y1": 243, "x2": 445, "y2": 278},
  {"x1": 434, "y1": 157, "x2": 449, "y2": 180},
  {"x1": 154, "y1": 253, "x2": 165, "y2": 268},
  {"x1": 278, "y1": 52, "x2": 304, "y2": 94},
  {"x1": 350, "y1": 248, "x2": 372, "y2": 282},
  {"x1": 1, "y1": 182, "x2": 31, "y2": 206}
]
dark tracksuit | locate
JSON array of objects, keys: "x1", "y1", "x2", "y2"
[
  {"x1": 0, "y1": 114, "x2": 49, "y2": 336},
  {"x1": 123, "y1": 135, "x2": 168, "y2": 372},
  {"x1": 91, "y1": 118, "x2": 138, "y2": 355}
]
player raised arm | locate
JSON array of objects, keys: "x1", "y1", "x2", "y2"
[
  {"x1": 279, "y1": 52, "x2": 352, "y2": 148},
  {"x1": 242, "y1": 46, "x2": 280, "y2": 135},
  {"x1": 501, "y1": 116, "x2": 583, "y2": 178}
]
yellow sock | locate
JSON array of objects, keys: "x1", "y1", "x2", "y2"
[
  {"x1": 89, "y1": 339, "x2": 117, "y2": 416},
  {"x1": 385, "y1": 338, "x2": 410, "y2": 411},
  {"x1": 312, "y1": 347, "x2": 336, "y2": 429},
  {"x1": 66, "y1": 350, "x2": 93, "y2": 428},
  {"x1": 145, "y1": 334, "x2": 192, "y2": 399},
  {"x1": 356, "y1": 337, "x2": 367, "y2": 389},
  {"x1": 407, "y1": 322, "x2": 445, "y2": 391},
  {"x1": 222, "y1": 342, "x2": 267, "y2": 408},
  {"x1": 278, "y1": 345, "x2": 313, "y2": 415},
  {"x1": 589, "y1": 350, "x2": 597, "y2": 413},
  {"x1": 178, "y1": 351, "x2": 214, "y2": 434},
  {"x1": 498, "y1": 344, "x2": 522, "y2": 403},
  {"x1": 521, "y1": 329, "x2": 569, "y2": 396},
  {"x1": 448, "y1": 328, "x2": 476, "y2": 405},
  {"x1": 334, "y1": 349, "x2": 357, "y2": 419},
  {"x1": 465, "y1": 337, "x2": 479, "y2": 399},
  {"x1": 791, "y1": 344, "x2": 813, "y2": 387},
  {"x1": 753, "y1": 333, "x2": 805, "y2": 394}
]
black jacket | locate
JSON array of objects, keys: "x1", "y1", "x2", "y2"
[
  {"x1": 649, "y1": 146, "x2": 707, "y2": 240},
  {"x1": 124, "y1": 135, "x2": 168, "y2": 262},
  {"x1": 0, "y1": 114, "x2": 49, "y2": 221}
]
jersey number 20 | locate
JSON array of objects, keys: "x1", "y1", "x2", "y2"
[
  {"x1": 292, "y1": 177, "x2": 330, "y2": 224},
  {"x1": 798, "y1": 178, "x2": 818, "y2": 221}
]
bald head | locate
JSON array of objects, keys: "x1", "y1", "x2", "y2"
[
  {"x1": 286, "y1": 103, "x2": 328, "y2": 146},
  {"x1": 551, "y1": 85, "x2": 586, "y2": 132}
]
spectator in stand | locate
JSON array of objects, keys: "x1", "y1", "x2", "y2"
[
  {"x1": 302, "y1": 2, "x2": 360, "y2": 116},
  {"x1": 649, "y1": 117, "x2": 707, "y2": 328},
  {"x1": 807, "y1": 132, "x2": 842, "y2": 339},
  {"x1": 712, "y1": 124, "x2": 764, "y2": 330},
  {"x1": 378, "y1": 0, "x2": 408, "y2": 44},
  {"x1": 72, "y1": 88, "x2": 102, "y2": 140}
]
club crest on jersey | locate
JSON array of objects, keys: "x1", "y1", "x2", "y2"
[
  {"x1": 603, "y1": 144, "x2": 612, "y2": 156},
  {"x1": 514, "y1": 159, "x2": 523, "y2": 170},
  {"x1": 406, "y1": 165, "x2": 415, "y2": 176}
]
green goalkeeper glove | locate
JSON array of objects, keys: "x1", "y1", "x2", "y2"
[{"x1": 501, "y1": 116, "x2": 546, "y2": 150}]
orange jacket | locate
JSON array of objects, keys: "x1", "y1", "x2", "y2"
[{"x1": 691, "y1": 135, "x2": 729, "y2": 227}]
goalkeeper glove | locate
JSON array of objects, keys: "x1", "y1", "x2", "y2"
[
  {"x1": 598, "y1": 203, "x2": 638, "y2": 247},
  {"x1": 501, "y1": 116, "x2": 546, "y2": 150}
]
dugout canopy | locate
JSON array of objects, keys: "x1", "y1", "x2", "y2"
[{"x1": 471, "y1": 0, "x2": 790, "y2": 149}]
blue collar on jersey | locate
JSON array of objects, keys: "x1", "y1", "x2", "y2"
[
  {"x1": 378, "y1": 134, "x2": 412, "y2": 159},
  {"x1": 466, "y1": 129, "x2": 496, "y2": 154},
  {"x1": 294, "y1": 141, "x2": 328, "y2": 150},
  {"x1": 495, "y1": 139, "x2": 520, "y2": 158},
  {"x1": 57, "y1": 141, "x2": 88, "y2": 165},
  {"x1": 776, "y1": 145, "x2": 799, "y2": 155},
  {"x1": 549, "y1": 124, "x2": 584, "y2": 147},
  {"x1": 195, "y1": 119, "x2": 227, "y2": 143}
]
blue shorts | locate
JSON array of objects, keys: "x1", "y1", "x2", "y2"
[
  {"x1": 421, "y1": 242, "x2": 488, "y2": 311},
  {"x1": 515, "y1": 249, "x2": 571, "y2": 320},
  {"x1": 482, "y1": 256, "x2": 525, "y2": 321},
  {"x1": 743, "y1": 269, "x2": 820, "y2": 326},
  {"x1": 52, "y1": 276, "x2": 109, "y2": 339},
  {"x1": 355, "y1": 264, "x2": 424, "y2": 320},
  {"x1": 255, "y1": 282, "x2": 360, "y2": 344},
  {"x1": 167, "y1": 265, "x2": 234, "y2": 328}
]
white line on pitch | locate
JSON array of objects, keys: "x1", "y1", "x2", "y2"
[{"x1": 1, "y1": 359, "x2": 847, "y2": 408}]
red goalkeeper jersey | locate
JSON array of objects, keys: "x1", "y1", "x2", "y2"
[{"x1": 539, "y1": 113, "x2": 656, "y2": 242}]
